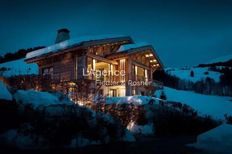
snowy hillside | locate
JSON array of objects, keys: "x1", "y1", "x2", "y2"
[
  {"x1": 0, "y1": 58, "x2": 38, "y2": 77},
  {"x1": 166, "y1": 67, "x2": 221, "y2": 83},
  {"x1": 155, "y1": 87, "x2": 232, "y2": 119},
  {"x1": 165, "y1": 54, "x2": 232, "y2": 83}
]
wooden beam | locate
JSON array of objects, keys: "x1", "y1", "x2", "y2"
[
  {"x1": 126, "y1": 57, "x2": 132, "y2": 96},
  {"x1": 87, "y1": 53, "x2": 118, "y2": 65},
  {"x1": 25, "y1": 46, "x2": 82, "y2": 63},
  {"x1": 132, "y1": 61, "x2": 150, "y2": 70}
]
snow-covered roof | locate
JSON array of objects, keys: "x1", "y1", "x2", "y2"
[
  {"x1": 25, "y1": 35, "x2": 131, "y2": 60},
  {"x1": 118, "y1": 42, "x2": 151, "y2": 52}
]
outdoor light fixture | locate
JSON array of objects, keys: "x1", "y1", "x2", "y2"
[
  {"x1": 145, "y1": 53, "x2": 153, "y2": 57},
  {"x1": 150, "y1": 59, "x2": 157, "y2": 63}
]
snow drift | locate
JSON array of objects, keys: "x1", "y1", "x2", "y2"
[
  {"x1": 189, "y1": 123, "x2": 232, "y2": 153},
  {"x1": 13, "y1": 90, "x2": 72, "y2": 108}
]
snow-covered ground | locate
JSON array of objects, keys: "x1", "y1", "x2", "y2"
[
  {"x1": 155, "y1": 87, "x2": 232, "y2": 119},
  {"x1": 166, "y1": 67, "x2": 221, "y2": 82},
  {"x1": 0, "y1": 81, "x2": 12, "y2": 100},
  {"x1": 0, "y1": 58, "x2": 38, "y2": 77},
  {"x1": 189, "y1": 123, "x2": 232, "y2": 153}
]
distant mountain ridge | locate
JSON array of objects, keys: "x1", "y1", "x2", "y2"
[
  {"x1": 208, "y1": 54, "x2": 232, "y2": 64},
  {"x1": 198, "y1": 59, "x2": 232, "y2": 68}
]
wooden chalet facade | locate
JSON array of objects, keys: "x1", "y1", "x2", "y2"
[{"x1": 25, "y1": 29, "x2": 163, "y2": 100}]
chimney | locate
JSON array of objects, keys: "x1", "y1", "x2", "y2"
[{"x1": 55, "y1": 28, "x2": 70, "y2": 43}]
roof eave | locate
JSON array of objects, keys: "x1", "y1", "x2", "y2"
[
  {"x1": 106, "y1": 45, "x2": 164, "y2": 69},
  {"x1": 25, "y1": 36, "x2": 133, "y2": 63}
]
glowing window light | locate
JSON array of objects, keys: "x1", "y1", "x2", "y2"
[
  {"x1": 145, "y1": 69, "x2": 148, "y2": 82},
  {"x1": 93, "y1": 59, "x2": 96, "y2": 70},
  {"x1": 120, "y1": 59, "x2": 126, "y2": 82}
]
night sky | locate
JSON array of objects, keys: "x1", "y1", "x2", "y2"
[{"x1": 0, "y1": 0, "x2": 232, "y2": 67}]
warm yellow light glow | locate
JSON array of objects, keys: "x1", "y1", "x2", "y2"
[
  {"x1": 68, "y1": 82, "x2": 76, "y2": 86},
  {"x1": 135, "y1": 66, "x2": 138, "y2": 75},
  {"x1": 153, "y1": 64, "x2": 160, "y2": 67},
  {"x1": 145, "y1": 53, "x2": 154, "y2": 57},
  {"x1": 150, "y1": 59, "x2": 157, "y2": 63},
  {"x1": 120, "y1": 59, "x2": 126, "y2": 82},
  {"x1": 93, "y1": 59, "x2": 96, "y2": 70},
  {"x1": 145, "y1": 69, "x2": 148, "y2": 82},
  {"x1": 76, "y1": 101, "x2": 84, "y2": 106}
]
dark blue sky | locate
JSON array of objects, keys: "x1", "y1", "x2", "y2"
[{"x1": 0, "y1": 0, "x2": 232, "y2": 67}]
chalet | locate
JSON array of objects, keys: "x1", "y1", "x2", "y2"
[{"x1": 25, "y1": 28, "x2": 163, "y2": 100}]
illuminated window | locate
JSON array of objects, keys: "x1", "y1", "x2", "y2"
[
  {"x1": 135, "y1": 66, "x2": 138, "y2": 80},
  {"x1": 93, "y1": 59, "x2": 96, "y2": 70},
  {"x1": 145, "y1": 69, "x2": 148, "y2": 81},
  {"x1": 109, "y1": 89, "x2": 117, "y2": 97},
  {"x1": 120, "y1": 59, "x2": 125, "y2": 82},
  {"x1": 137, "y1": 66, "x2": 145, "y2": 81}
]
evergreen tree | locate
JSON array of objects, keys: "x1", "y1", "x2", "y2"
[
  {"x1": 160, "y1": 91, "x2": 167, "y2": 100},
  {"x1": 190, "y1": 70, "x2": 194, "y2": 77}
]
